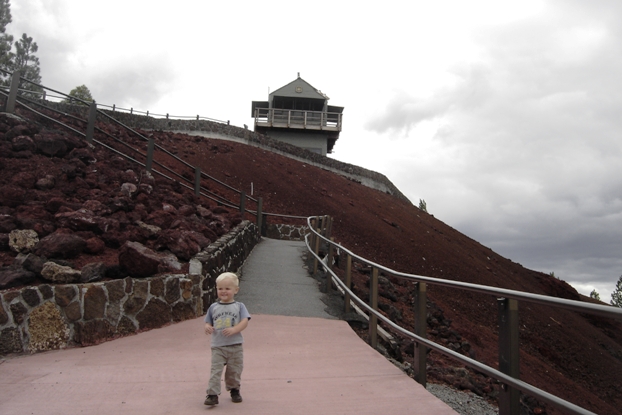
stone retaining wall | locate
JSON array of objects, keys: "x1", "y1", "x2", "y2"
[
  {"x1": 0, "y1": 220, "x2": 261, "y2": 356},
  {"x1": 266, "y1": 224, "x2": 309, "y2": 241},
  {"x1": 37, "y1": 101, "x2": 411, "y2": 203}
]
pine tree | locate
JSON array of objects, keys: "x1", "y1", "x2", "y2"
[
  {"x1": 589, "y1": 289, "x2": 600, "y2": 301},
  {"x1": 12, "y1": 33, "x2": 42, "y2": 97},
  {"x1": 63, "y1": 85, "x2": 94, "y2": 105},
  {"x1": 611, "y1": 276, "x2": 622, "y2": 308},
  {"x1": 0, "y1": 0, "x2": 14, "y2": 83}
]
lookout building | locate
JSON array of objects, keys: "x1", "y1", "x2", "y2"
[{"x1": 251, "y1": 75, "x2": 344, "y2": 156}]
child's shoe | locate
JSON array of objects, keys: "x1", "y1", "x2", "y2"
[
  {"x1": 204, "y1": 395, "x2": 219, "y2": 406},
  {"x1": 230, "y1": 388, "x2": 243, "y2": 403}
]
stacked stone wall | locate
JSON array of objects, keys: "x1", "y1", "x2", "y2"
[
  {"x1": 266, "y1": 224, "x2": 309, "y2": 241},
  {"x1": 0, "y1": 220, "x2": 261, "y2": 356}
]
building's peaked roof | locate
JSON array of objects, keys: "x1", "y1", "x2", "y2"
[{"x1": 270, "y1": 75, "x2": 329, "y2": 100}]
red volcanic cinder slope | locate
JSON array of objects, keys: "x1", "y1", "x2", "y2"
[{"x1": 1, "y1": 113, "x2": 621, "y2": 415}]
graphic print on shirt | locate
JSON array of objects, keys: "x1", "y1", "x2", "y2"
[{"x1": 212, "y1": 309, "x2": 237, "y2": 330}]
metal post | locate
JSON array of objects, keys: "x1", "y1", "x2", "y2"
[
  {"x1": 85, "y1": 101, "x2": 97, "y2": 144},
  {"x1": 256, "y1": 197, "x2": 263, "y2": 235},
  {"x1": 146, "y1": 138, "x2": 155, "y2": 172},
  {"x1": 239, "y1": 191, "x2": 246, "y2": 216},
  {"x1": 313, "y1": 222, "x2": 321, "y2": 275},
  {"x1": 498, "y1": 298, "x2": 520, "y2": 415},
  {"x1": 345, "y1": 254, "x2": 352, "y2": 314},
  {"x1": 4, "y1": 70, "x2": 20, "y2": 113},
  {"x1": 325, "y1": 215, "x2": 333, "y2": 240},
  {"x1": 326, "y1": 237, "x2": 334, "y2": 293},
  {"x1": 369, "y1": 267, "x2": 379, "y2": 349},
  {"x1": 194, "y1": 167, "x2": 201, "y2": 196},
  {"x1": 414, "y1": 282, "x2": 428, "y2": 386}
]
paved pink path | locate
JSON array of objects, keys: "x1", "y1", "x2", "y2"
[{"x1": 0, "y1": 314, "x2": 456, "y2": 415}]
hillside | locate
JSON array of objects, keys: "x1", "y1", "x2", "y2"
[{"x1": 1, "y1": 109, "x2": 621, "y2": 415}]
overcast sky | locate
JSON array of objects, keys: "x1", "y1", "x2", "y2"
[{"x1": 10, "y1": 0, "x2": 622, "y2": 303}]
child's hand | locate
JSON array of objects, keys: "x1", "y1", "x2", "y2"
[
  {"x1": 204, "y1": 323, "x2": 214, "y2": 335},
  {"x1": 222, "y1": 327, "x2": 237, "y2": 337}
]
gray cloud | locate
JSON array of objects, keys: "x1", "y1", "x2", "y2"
[{"x1": 372, "y1": 3, "x2": 622, "y2": 300}]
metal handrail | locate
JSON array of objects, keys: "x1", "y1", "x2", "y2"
[
  {"x1": 305, "y1": 216, "x2": 621, "y2": 415},
  {"x1": 0, "y1": 71, "x2": 306, "y2": 222},
  {"x1": 310, "y1": 221, "x2": 621, "y2": 320}
]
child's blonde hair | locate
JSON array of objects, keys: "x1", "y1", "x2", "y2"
[{"x1": 216, "y1": 272, "x2": 239, "y2": 287}]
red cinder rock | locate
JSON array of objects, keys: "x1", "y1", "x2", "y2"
[
  {"x1": 85, "y1": 237, "x2": 106, "y2": 254},
  {"x1": 34, "y1": 232, "x2": 86, "y2": 259},
  {"x1": 119, "y1": 241, "x2": 181, "y2": 278},
  {"x1": 154, "y1": 229, "x2": 209, "y2": 261},
  {"x1": 33, "y1": 133, "x2": 69, "y2": 157},
  {"x1": 0, "y1": 266, "x2": 36, "y2": 289}
]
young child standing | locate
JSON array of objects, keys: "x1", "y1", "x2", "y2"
[{"x1": 204, "y1": 272, "x2": 251, "y2": 406}]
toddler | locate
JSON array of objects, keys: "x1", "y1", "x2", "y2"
[{"x1": 204, "y1": 272, "x2": 251, "y2": 406}]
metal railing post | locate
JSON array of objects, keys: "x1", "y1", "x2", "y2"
[
  {"x1": 85, "y1": 101, "x2": 97, "y2": 144},
  {"x1": 4, "y1": 70, "x2": 20, "y2": 113},
  {"x1": 369, "y1": 266, "x2": 379, "y2": 349},
  {"x1": 256, "y1": 197, "x2": 263, "y2": 235},
  {"x1": 345, "y1": 254, "x2": 352, "y2": 314},
  {"x1": 239, "y1": 191, "x2": 246, "y2": 216},
  {"x1": 414, "y1": 282, "x2": 428, "y2": 386},
  {"x1": 326, "y1": 237, "x2": 334, "y2": 293},
  {"x1": 194, "y1": 167, "x2": 201, "y2": 196},
  {"x1": 498, "y1": 298, "x2": 520, "y2": 415},
  {"x1": 146, "y1": 137, "x2": 155, "y2": 172},
  {"x1": 313, "y1": 221, "x2": 321, "y2": 275}
]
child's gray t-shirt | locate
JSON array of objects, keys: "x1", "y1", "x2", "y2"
[{"x1": 204, "y1": 301, "x2": 251, "y2": 348}]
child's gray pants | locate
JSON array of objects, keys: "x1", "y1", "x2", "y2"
[{"x1": 207, "y1": 344, "x2": 244, "y2": 395}]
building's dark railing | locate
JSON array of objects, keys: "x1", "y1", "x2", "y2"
[
  {"x1": 254, "y1": 108, "x2": 342, "y2": 131},
  {"x1": 306, "y1": 215, "x2": 622, "y2": 415}
]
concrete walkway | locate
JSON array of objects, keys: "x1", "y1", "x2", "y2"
[{"x1": 0, "y1": 238, "x2": 457, "y2": 415}]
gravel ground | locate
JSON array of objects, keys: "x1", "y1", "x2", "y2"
[{"x1": 427, "y1": 383, "x2": 499, "y2": 415}]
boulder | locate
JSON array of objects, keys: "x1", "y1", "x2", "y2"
[
  {"x1": 33, "y1": 133, "x2": 68, "y2": 157},
  {"x1": 11, "y1": 171, "x2": 36, "y2": 189},
  {"x1": 154, "y1": 229, "x2": 209, "y2": 261},
  {"x1": 14, "y1": 253, "x2": 46, "y2": 276},
  {"x1": 0, "y1": 233, "x2": 8, "y2": 250},
  {"x1": 0, "y1": 185, "x2": 26, "y2": 208},
  {"x1": 40, "y1": 262, "x2": 81, "y2": 284},
  {"x1": 35, "y1": 175, "x2": 56, "y2": 190},
  {"x1": 34, "y1": 232, "x2": 86, "y2": 259},
  {"x1": 8, "y1": 229, "x2": 39, "y2": 254},
  {"x1": 120, "y1": 182, "x2": 137, "y2": 198},
  {"x1": 119, "y1": 241, "x2": 181, "y2": 278},
  {"x1": 0, "y1": 214, "x2": 16, "y2": 233},
  {"x1": 135, "y1": 221, "x2": 161, "y2": 238},
  {"x1": 80, "y1": 262, "x2": 106, "y2": 283},
  {"x1": 0, "y1": 266, "x2": 36, "y2": 289},
  {"x1": 11, "y1": 135, "x2": 36, "y2": 152},
  {"x1": 84, "y1": 237, "x2": 106, "y2": 254}
]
